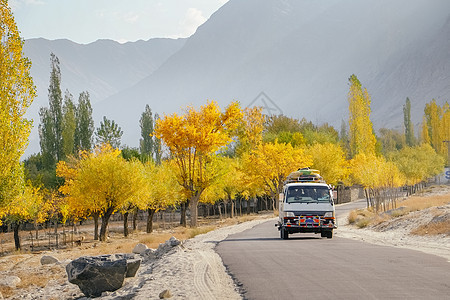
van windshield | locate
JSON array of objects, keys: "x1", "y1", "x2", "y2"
[{"x1": 286, "y1": 186, "x2": 331, "y2": 203}]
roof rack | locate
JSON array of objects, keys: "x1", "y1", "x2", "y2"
[{"x1": 285, "y1": 168, "x2": 326, "y2": 184}]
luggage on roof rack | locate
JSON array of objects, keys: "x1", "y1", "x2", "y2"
[{"x1": 285, "y1": 167, "x2": 325, "y2": 183}]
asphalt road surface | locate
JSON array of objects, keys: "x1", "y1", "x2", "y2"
[{"x1": 216, "y1": 201, "x2": 450, "y2": 299}]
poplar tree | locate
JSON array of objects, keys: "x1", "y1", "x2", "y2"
[
  {"x1": 62, "y1": 90, "x2": 76, "y2": 158},
  {"x1": 139, "y1": 104, "x2": 154, "y2": 160},
  {"x1": 154, "y1": 113, "x2": 162, "y2": 165},
  {"x1": 0, "y1": 1, "x2": 36, "y2": 208},
  {"x1": 74, "y1": 91, "x2": 94, "y2": 152},
  {"x1": 403, "y1": 97, "x2": 415, "y2": 146},
  {"x1": 95, "y1": 116, "x2": 123, "y2": 148},
  {"x1": 39, "y1": 53, "x2": 63, "y2": 167},
  {"x1": 347, "y1": 74, "x2": 376, "y2": 157}
]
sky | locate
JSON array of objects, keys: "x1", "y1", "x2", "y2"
[{"x1": 10, "y1": 0, "x2": 229, "y2": 44}]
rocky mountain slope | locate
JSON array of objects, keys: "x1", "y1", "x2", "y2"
[{"x1": 23, "y1": 0, "x2": 450, "y2": 154}]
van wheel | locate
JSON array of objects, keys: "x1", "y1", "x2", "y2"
[
  {"x1": 321, "y1": 231, "x2": 327, "y2": 238},
  {"x1": 281, "y1": 228, "x2": 289, "y2": 240},
  {"x1": 326, "y1": 230, "x2": 333, "y2": 239}
]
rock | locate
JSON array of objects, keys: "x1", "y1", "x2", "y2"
[
  {"x1": 142, "y1": 248, "x2": 157, "y2": 260},
  {"x1": 155, "y1": 237, "x2": 181, "y2": 257},
  {"x1": 0, "y1": 275, "x2": 21, "y2": 288},
  {"x1": 132, "y1": 243, "x2": 149, "y2": 255},
  {"x1": 66, "y1": 254, "x2": 141, "y2": 297},
  {"x1": 41, "y1": 255, "x2": 59, "y2": 265},
  {"x1": 159, "y1": 289, "x2": 172, "y2": 299},
  {"x1": 114, "y1": 254, "x2": 141, "y2": 277}
]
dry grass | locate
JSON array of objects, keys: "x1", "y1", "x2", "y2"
[
  {"x1": 411, "y1": 219, "x2": 450, "y2": 236},
  {"x1": 347, "y1": 186, "x2": 450, "y2": 233},
  {"x1": 399, "y1": 192, "x2": 450, "y2": 211}
]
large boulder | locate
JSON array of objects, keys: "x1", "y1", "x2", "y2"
[{"x1": 66, "y1": 254, "x2": 141, "y2": 298}]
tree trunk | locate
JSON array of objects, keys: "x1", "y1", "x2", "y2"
[
  {"x1": 133, "y1": 209, "x2": 138, "y2": 231},
  {"x1": 93, "y1": 212, "x2": 100, "y2": 240},
  {"x1": 13, "y1": 222, "x2": 21, "y2": 251},
  {"x1": 231, "y1": 200, "x2": 235, "y2": 218},
  {"x1": 180, "y1": 201, "x2": 187, "y2": 227},
  {"x1": 218, "y1": 203, "x2": 222, "y2": 220},
  {"x1": 123, "y1": 212, "x2": 129, "y2": 237},
  {"x1": 99, "y1": 207, "x2": 115, "y2": 242},
  {"x1": 146, "y1": 208, "x2": 156, "y2": 233},
  {"x1": 189, "y1": 194, "x2": 201, "y2": 227}
]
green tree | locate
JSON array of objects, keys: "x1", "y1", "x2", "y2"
[
  {"x1": 0, "y1": 2, "x2": 36, "y2": 210},
  {"x1": 153, "y1": 113, "x2": 162, "y2": 165},
  {"x1": 348, "y1": 74, "x2": 377, "y2": 157},
  {"x1": 74, "y1": 91, "x2": 94, "y2": 152},
  {"x1": 62, "y1": 90, "x2": 76, "y2": 158},
  {"x1": 140, "y1": 104, "x2": 154, "y2": 160},
  {"x1": 339, "y1": 119, "x2": 350, "y2": 157},
  {"x1": 39, "y1": 53, "x2": 64, "y2": 167},
  {"x1": 378, "y1": 128, "x2": 405, "y2": 155},
  {"x1": 95, "y1": 116, "x2": 123, "y2": 148},
  {"x1": 403, "y1": 97, "x2": 415, "y2": 146}
]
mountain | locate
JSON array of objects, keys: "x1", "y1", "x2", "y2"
[
  {"x1": 96, "y1": 0, "x2": 450, "y2": 148},
  {"x1": 23, "y1": 0, "x2": 450, "y2": 155},
  {"x1": 23, "y1": 37, "x2": 186, "y2": 156}
]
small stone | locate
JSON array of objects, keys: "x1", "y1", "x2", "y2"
[
  {"x1": 0, "y1": 275, "x2": 21, "y2": 288},
  {"x1": 159, "y1": 289, "x2": 172, "y2": 299},
  {"x1": 169, "y1": 236, "x2": 181, "y2": 247},
  {"x1": 133, "y1": 243, "x2": 149, "y2": 254},
  {"x1": 41, "y1": 255, "x2": 59, "y2": 265}
]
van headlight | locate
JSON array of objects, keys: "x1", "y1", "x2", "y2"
[
  {"x1": 283, "y1": 211, "x2": 295, "y2": 217},
  {"x1": 324, "y1": 211, "x2": 334, "y2": 218}
]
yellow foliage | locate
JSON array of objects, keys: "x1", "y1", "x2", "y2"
[
  {"x1": 350, "y1": 153, "x2": 404, "y2": 189},
  {"x1": 348, "y1": 74, "x2": 376, "y2": 157},
  {"x1": 56, "y1": 144, "x2": 149, "y2": 220},
  {"x1": 0, "y1": 2, "x2": 35, "y2": 208},
  {"x1": 242, "y1": 140, "x2": 313, "y2": 199},
  {"x1": 154, "y1": 101, "x2": 243, "y2": 226},
  {"x1": 309, "y1": 143, "x2": 349, "y2": 185},
  {"x1": 388, "y1": 144, "x2": 444, "y2": 185}
]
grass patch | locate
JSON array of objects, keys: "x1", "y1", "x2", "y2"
[
  {"x1": 356, "y1": 218, "x2": 371, "y2": 228},
  {"x1": 399, "y1": 192, "x2": 450, "y2": 211},
  {"x1": 348, "y1": 210, "x2": 358, "y2": 224}
]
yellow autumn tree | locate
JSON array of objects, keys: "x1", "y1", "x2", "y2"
[
  {"x1": 348, "y1": 74, "x2": 377, "y2": 157},
  {"x1": 388, "y1": 144, "x2": 444, "y2": 190},
  {"x1": 351, "y1": 153, "x2": 404, "y2": 211},
  {"x1": 235, "y1": 106, "x2": 264, "y2": 156},
  {"x1": 144, "y1": 160, "x2": 182, "y2": 233},
  {"x1": 155, "y1": 101, "x2": 242, "y2": 227},
  {"x1": 0, "y1": 2, "x2": 36, "y2": 210},
  {"x1": 57, "y1": 144, "x2": 148, "y2": 241},
  {"x1": 309, "y1": 143, "x2": 349, "y2": 185},
  {"x1": 242, "y1": 140, "x2": 313, "y2": 210},
  {"x1": 4, "y1": 180, "x2": 47, "y2": 250}
]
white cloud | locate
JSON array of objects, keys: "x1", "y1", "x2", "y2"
[{"x1": 179, "y1": 7, "x2": 207, "y2": 37}]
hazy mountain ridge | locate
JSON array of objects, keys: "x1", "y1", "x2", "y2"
[
  {"x1": 96, "y1": 0, "x2": 450, "y2": 148},
  {"x1": 23, "y1": 0, "x2": 450, "y2": 154},
  {"x1": 23, "y1": 37, "x2": 186, "y2": 155}
]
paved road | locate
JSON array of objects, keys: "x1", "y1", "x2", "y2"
[{"x1": 216, "y1": 201, "x2": 450, "y2": 299}]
